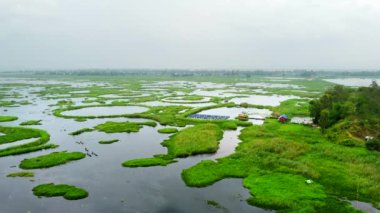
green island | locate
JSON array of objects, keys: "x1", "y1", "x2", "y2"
[
  {"x1": 162, "y1": 123, "x2": 223, "y2": 157},
  {"x1": 19, "y1": 151, "x2": 86, "y2": 169},
  {"x1": 94, "y1": 121, "x2": 156, "y2": 133},
  {"x1": 0, "y1": 126, "x2": 57, "y2": 157},
  {"x1": 32, "y1": 183, "x2": 88, "y2": 200},
  {"x1": 69, "y1": 128, "x2": 94, "y2": 136},
  {"x1": 0, "y1": 116, "x2": 18, "y2": 122},
  {"x1": 122, "y1": 154, "x2": 177, "y2": 167},
  {"x1": 20, "y1": 120, "x2": 42, "y2": 126},
  {"x1": 98, "y1": 139, "x2": 119, "y2": 144},
  {"x1": 7, "y1": 171, "x2": 35, "y2": 177},
  {"x1": 122, "y1": 123, "x2": 223, "y2": 167}
]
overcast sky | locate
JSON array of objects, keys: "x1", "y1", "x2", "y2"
[{"x1": 0, "y1": 0, "x2": 379, "y2": 71}]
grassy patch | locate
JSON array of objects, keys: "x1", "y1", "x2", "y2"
[
  {"x1": 94, "y1": 121, "x2": 156, "y2": 133},
  {"x1": 157, "y1": 128, "x2": 178, "y2": 134},
  {"x1": 69, "y1": 128, "x2": 94, "y2": 136},
  {"x1": 19, "y1": 151, "x2": 85, "y2": 169},
  {"x1": 32, "y1": 183, "x2": 88, "y2": 200},
  {"x1": 20, "y1": 120, "x2": 42, "y2": 126},
  {"x1": 122, "y1": 123, "x2": 223, "y2": 168},
  {"x1": 98, "y1": 139, "x2": 119, "y2": 144},
  {"x1": 132, "y1": 105, "x2": 191, "y2": 126},
  {"x1": 122, "y1": 155, "x2": 177, "y2": 167},
  {"x1": 244, "y1": 173, "x2": 326, "y2": 210},
  {"x1": 270, "y1": 99, "x2": 310, "y2": 117},
  {"x1": 7, "y1": 171, "x2": 34, "y2": 177},
  {"x1": 0, "y1": 126, "x2": 56, "y2": 157},
  {"x1": 182, "y1": 119, "x2": 380, "y2": 211},
  {"x1": 162, "y1": 123, "x2": 223, "y2": 157},
  {"x1": 0, "y1": 116, "x2": 18, "y2": 122}
]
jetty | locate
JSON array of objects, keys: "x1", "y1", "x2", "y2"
[{"x1": 188, "y1": 114, "x2": 229, "y2": 120}]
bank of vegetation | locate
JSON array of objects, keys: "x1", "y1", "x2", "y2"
[
  {"x1": 0, "y1": 126, "x2": 56, "y2": 157},
  {"x1": 310, "y1": 82, "x2": 380, "y2": 150}
]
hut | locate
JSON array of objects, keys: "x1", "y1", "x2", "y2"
[
  {"x1": 237, "y1": 112, "x2": 249, "y2": 121},
  {"x1": 278, "y1": 114, "x2": 288, "y2": 123}
]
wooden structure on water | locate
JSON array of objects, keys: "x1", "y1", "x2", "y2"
[{"x1": 188, "y1": 114, "x2": 230, "y2": 120}]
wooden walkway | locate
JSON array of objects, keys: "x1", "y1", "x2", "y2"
[{"x1": 188, "y1": 114, "x2": 230, "y2": 120}]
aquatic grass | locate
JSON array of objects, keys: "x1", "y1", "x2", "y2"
[
  {"x1": 122, "y1": 155, "x2": 177, "y2": 167},
  {"x1": 162, "y1": 123, "x2": 223, "y2": 157},
  {"x1": 7, "y1": 171, "x2": 34, "y2": 177},
  {"x1": 0, "y1": 126, "x2": 41, "y2": 145},
  {"x1": 206, "y1": 200, "x2": 225, "y2": 209},
  {"x1": 0, "y1": 116, "x2": 18, "y2": 122},
  {"x1": 20, "y1": 120, "x2": 42, "y2": 126},
  {"x1": 19, "y1": 151, "x2": 85, "y2": 169},
  {"x1": 270, "y1": 99, "x2": 310, "y2": 117},
  {"x1": 69, "y1": 128, "x2": 94, "y2": 136},
  {"x1": 157, "y1": 128, "x2": 178, "y2": 134},
  {"x1": 244, "y1": 173, "x2": 326, "y2": 210},
  {"x1": 0, "y1": 126, "x2": 57, "y2": 157},
  {"x1": 98, "y1": 139, "x2": 119, "y2": 144},
  {"x1": 94, "y1": 121, "x2": 156, "y2": 133},
  {"x1": 122, "y1": 123, "x2": 223, "y2": 168},
  {"x1": 32, "y1": 183, "x2": 88, "y2": 200}
]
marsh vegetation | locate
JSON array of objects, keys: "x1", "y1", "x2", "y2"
[{"x1": 0, "y1": 71, "x2": 379, "y2": 212}]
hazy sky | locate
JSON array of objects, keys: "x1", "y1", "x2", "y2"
[{"x1": 1, "y1": 0, "x2": 379, "y2": 71}]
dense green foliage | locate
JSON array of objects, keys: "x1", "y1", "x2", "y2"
[
  {"x1": 0, "y1": 116, "x2": 18, "y2": 122},
  {"x1": 7, "y1": 171, "x2": 34, "y2": 177},
  {"x1": 310, "y1": 83, "x2": 380, "y2": 149},
  {"x1": 94, "y1": 121, "x2": 156, "y2": 133},
  {"x1": 19, "y1": 151, "x2": 85, "y2": 169},
  {"x1": 182, "y1": 119, "x2": 380, "y2": 212},
  {"x1": 32, "y1": 183, "x2": 88, "y2": 200},
  {"x1": 162, "y1": 123, "x2": 223, "y2": 157}
]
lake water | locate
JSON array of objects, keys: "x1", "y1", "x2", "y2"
[
  {"x1": 230, "y1": 94, "x2": 299, "y2": 106},
  {"x1": 197, "y1": 107, "x2": 272, "y2": 125},
  {"x1": 325, "y1": 78, "x2": 380, "y2": 87},
  {"x1": 62, "y1": 106, "x2": 149, "y2": 117},
  {"x1": 0, "y1": 79, "x2": 271, "y2": 213},
  {"x1": 0, "y1": 77, "x2": 375, "y2": 213}
]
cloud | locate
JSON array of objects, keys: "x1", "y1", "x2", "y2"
[{"x1": 0, "y1": 0, "x2": 379, "y2": 70}]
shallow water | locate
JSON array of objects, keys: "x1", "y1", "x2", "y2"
[{"x1": 350, "y1": 200, "x2": 379, "y2": 213}]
